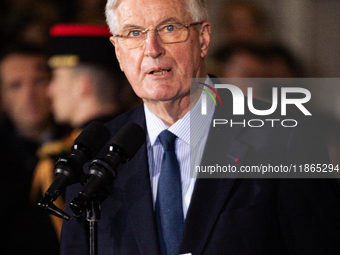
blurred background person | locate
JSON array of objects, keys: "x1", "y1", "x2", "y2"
[
  {"x1": 213, "y1": 43, "x2": 268, "y2": 78},
  {"x1": 0, "y1": 43, "x2": 70, "y2": 255},
  {"x1": 208, "y1": 0, "x2": 302, "y2": 80},
  {"x1": 212, "y1": 43, "x2": 269, "y2": 101},
  {"x1": 46, "y1": 24, "x2": 133, "y2": 127},
  {"x1": 31, "y1": 24, "x2": 141, "y2": 240},
  {"x1": 211, "y1": 42, "x2": 304, "y2": 101}
]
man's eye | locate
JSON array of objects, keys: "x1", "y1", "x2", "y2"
[
  {"x1": 164, "y1": 25, "x2": 175, "y2": 32},
  {"x1": 128, "y1": 30, "x2": 142, "y2": 37}
]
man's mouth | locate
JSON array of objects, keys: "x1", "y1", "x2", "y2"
[{"x1": 149, "y1": 69, "x2": 171, "y2": 75}]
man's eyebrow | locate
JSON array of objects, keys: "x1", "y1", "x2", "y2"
[
  {"x1": 120, "y1": 18, "x2": 183, "y2": 32},
  {"x1": 157, "y1": 18, "x2": 183, "y2": 27},
  {"x1": 120, "y1": 24, "x2": 145, "y2": 33}
]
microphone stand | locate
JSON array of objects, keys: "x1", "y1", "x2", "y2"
[
  {"x1": 87, "y1": 198, "x2": 100, "y2": 255},
  {"x1": 39, "y1": 178, "x2": 109, "y2": 255},
  {"x1": 70, "y1": 189, "x2": 109, "y2": 255},
  {"x1": 68, "y1": 122, "x2": 146, "y2": 254}
]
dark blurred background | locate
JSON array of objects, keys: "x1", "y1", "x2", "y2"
[{"x1": 0, "y1": 0, "x2": 340, "y2": 253}]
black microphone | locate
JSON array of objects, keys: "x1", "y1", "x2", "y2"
[
  {"x1": 69, "y1": 122, "x2": 146, "y2": 217},
  {"x1": 39, "y1": 121, "x2": 110, "y2": 211}
]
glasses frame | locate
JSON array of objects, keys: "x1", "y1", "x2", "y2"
[{"x1": 113, "y1": 21, "x2": 205, "y2": 49}]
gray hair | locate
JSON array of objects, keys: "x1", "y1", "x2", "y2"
[{"x1": 105, "y1": 0, "x2": 208, "y2": 34}]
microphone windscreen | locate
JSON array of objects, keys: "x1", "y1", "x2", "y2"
[
  {"x1": 110, "y1": 122, "x2": 146, "y2": 159},
  {"x1": 74, "y1": 121, "x2": 111, "y2": 155}
]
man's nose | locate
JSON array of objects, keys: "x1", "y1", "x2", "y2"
[{"x1": 144, "y1": 30, "x2": 165, "y2": 58}]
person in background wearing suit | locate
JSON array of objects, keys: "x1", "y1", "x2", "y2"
[{"x1": 60, "y1": 0, "x2": 340, "y2": 254}]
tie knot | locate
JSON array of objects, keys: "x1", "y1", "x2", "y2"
[{"x1": 158, "y1": 130, "x2": 177, "y2": 151}]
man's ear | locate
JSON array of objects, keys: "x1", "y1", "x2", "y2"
[
  {"x1": 110, "y1": 36, "x2": 124, "y2": 72},
  {"x1": 199, "y1": 22, "x2": 211, "y2": 59}
]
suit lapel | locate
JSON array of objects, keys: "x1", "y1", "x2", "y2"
[
  {"x1": 113, "y1": 106, "x2": 161, "y2": 255},
  {"x1": 179, "y1": 90, "x2": 249, "y2": 254},
  {"x1": 121, "y1": 144, "x2": 161, "y2": 255}
]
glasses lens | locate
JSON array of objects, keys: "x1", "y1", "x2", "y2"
[
  {"x1": 159, "y1": 25, "x2": 188, "y2": 43},
  {"x1": 119, "y1": 37, "x2": 144, "y2": 49}
]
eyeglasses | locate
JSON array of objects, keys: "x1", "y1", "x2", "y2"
[{"x1": 113, "y1": 22, "x2": 204, "y2": 49}]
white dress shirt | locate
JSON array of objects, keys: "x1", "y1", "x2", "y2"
[{"x1": 145, "y1": 76, "x2": 216, "y2": 219}]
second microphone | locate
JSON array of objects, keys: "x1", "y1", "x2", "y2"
[{"x1": 69, "y1": 122, "x2": 146, "y2": 217}]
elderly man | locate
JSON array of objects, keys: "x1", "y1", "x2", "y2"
[{"x1": 60, "y1": 0, "x2": 340, "y2": 254}]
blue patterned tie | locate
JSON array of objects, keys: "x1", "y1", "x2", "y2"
[{"x1": 155, "y1": 130, "x2": 184, "y2": 255}]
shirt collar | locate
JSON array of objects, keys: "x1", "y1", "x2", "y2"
[
  {"x1": 190, "y1": 75, "x2": 216, "y2": 148},
  {"x1": 144, "y1": 75, "x2": 215, "y2": 147}
]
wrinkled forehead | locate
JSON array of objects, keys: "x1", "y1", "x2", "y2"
[{"x1": 115, "y1": 0, "x2": 191, "y2": 30}]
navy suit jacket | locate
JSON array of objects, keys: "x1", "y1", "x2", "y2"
[{"x1": 60, "y1": 98, "x2": 340, "y2": 254}]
